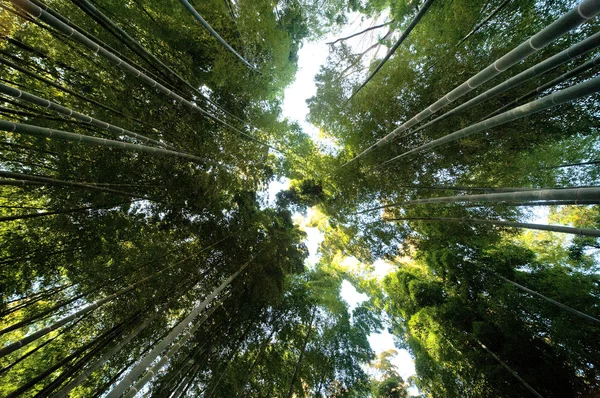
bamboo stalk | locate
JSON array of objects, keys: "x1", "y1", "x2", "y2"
[
  {"x1": 0, "y1": 119, "x2": 219, "y2": 165},
  {"x1": 476, "y1": 339, "x2": 544, "y2": 398},
  {"x1": 0, "y1": 254, "x2": 196, "y2": 359},
  {"x1": 0, "y1": 170, "x2": 159, "y2": 200},
  {"x1": 107, "y1": 252, "x2": 260, "y2": 398},
  {"x1": 402, "y1": 32, "x2": 600, "y2": 141},
  {"x1": 0, "y1": 83, "x2": 176, "y2": 150},
  {"x1": 494, "y1": 274, "x2": 600, "y2": 324},
  {"x1": 359, "y1": 186, "x2": 600, "y2": 213},
  {"x1": 123, "y1": 303, "x2": 223, "y2": 398},
  {"x1": 484, "y1": 54, "x2": 600, "y2": 119},
  {"x1": 342, "y1": 0, "x2": 600, "y2": 166},
  {"x1": 177, "y1": 0, "x2": 254, "y2": 70},
  {"x1": 350, "y1": 0, "x2": 436, "y2": 97},
  {"x1": 0, "y1": 55, "x2": 146, "y2": 126},
  {"x1": 380, "y1": 74, "x2": 600, "y2": 164},
  {"x1": 11, "y1": 0, "x2": 282, "y2": 153},
  {"x1": 388, "y1": 216, "x2": 600, "y2": 237}
]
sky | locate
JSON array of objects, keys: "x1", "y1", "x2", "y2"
[{"x1": 275, "y1": 16, "x2": 419, "y2": 393}]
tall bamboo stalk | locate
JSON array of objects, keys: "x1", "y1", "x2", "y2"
[
  {"x1": 484, "y1": 54, "x2": 600, "y2": 119},
  {"x1": 5, "y1": 313, "x2": 137, "y2": 398},
  {"x1": 106, "y1": 252, "x2": 259, "y2": 398},
  {"x1": 122, "y1": 303, "x2": 223, "y2": 398},
  {"x1": 177, "y1": 0, "x2": 254, "y2": 70},
  {"x1": 388, "y1": 216, "x2": 600, "y2": 238},
  {"x1": 476, "y1": 339, "x2": 544, "y2": 398},
  {"x1": 28, "y1": 0, "x2": 178, "y2": 94},
  {"x1": 71, "y1": 0, "x2": 223, "y2": 109},
  {"x1": 0, "y1": 170, "x2": 154, "y2": 199},
  {"x1": 287, "y1": 306, "x2": 317, "y2": 398},
  {"x1": 380, "y1": 74, "x2": 600, "y2": 165},
  {"x1": 0, "y1": 119, "x2": 219, "y2": 165},
  {"x1": 350, "y1": 0, "x2": 436, "y2": 97},
  {"x1": 0, "y1": 201, "x2": 132, "y2": 223},
  {"x1": 359, "y1": 186, "x2": 600, "y2": 213},
  {"x1": 404, "y1": 32, "x2": 600, "y2": 141},
  {"x1": 493, "y1": 274, "x2": 600, "y2": 324},
  {"x1": 0, "y1": 255, "x2": 195, "y2": 359},
  {"x1": 0, "y1": 83, "x2": 176, "y2": 150},
  {"x1": 0, "y1": 55, "x2": 146, "y2": 126},
  {"x1": 342, "y1": 0, "x2": 600, "y2": 167},
  {"x1": 11, "y1": 0, "x2": 282, "y2": 153}
]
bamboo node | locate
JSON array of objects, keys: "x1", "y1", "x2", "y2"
[
  {"x1": 578, "y1": 2, "x2": 595, "y2": 19},
  {"x1": 527, "y1": 37, "x2": 540, "y2": 50}
]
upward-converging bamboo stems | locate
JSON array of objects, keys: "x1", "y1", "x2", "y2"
[
  {"x1": 0, "y1": 83, "x2": 176, "y2": 150},
  {"x1": 398, "y1": 32, "x2": 600, "y2": 142},
  {"x1": 379, "y1": 74, "x2": 600, "y2": 165},
  {"x1": 388, "y1": 216, "x2": 600, "y2": 238},
  {"x1": 0, "y1": 119, "x2": 220, "y2": 166},
  {"x1": 107, "y1": 251, "x2": 260, "y2": 398},
  {"x1": 484, "y1": 54, "x2": 600, "y2": 119},
  {"x1": 10, "y1": 0, "x2": 284, "y2": 154},
  {"x1": 342, "y1": 0, "x2": 600, "y2": 167},
  {"x1": 0, "y1": 255, "x2": 194, "y2": 359}
]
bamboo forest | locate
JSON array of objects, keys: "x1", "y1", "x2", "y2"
[{"x1": 1, "y1": 0, "x2": 600, "y2": 396}]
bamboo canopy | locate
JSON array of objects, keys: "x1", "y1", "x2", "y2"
[
  {"x1": 380, "y1": 74, "x2": 600, "y2": 164},
  {"x1": 342, "y1": 0, "x2": 600, "y2": 166}
]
